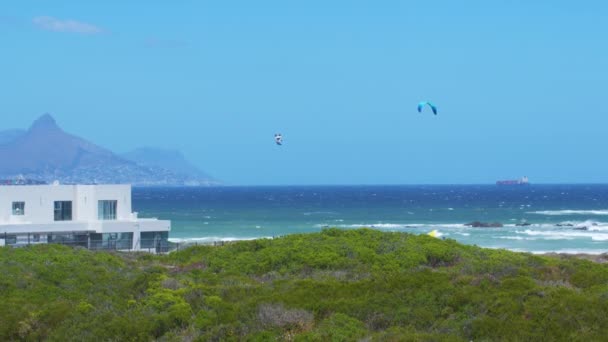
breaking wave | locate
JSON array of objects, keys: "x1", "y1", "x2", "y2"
[
  {"x1": 518, "y1": 229, "x2": 608, "y2": 241},
  {"x1": 529, "y1": 249, "x2": 608, "y2": 255},
  {"x1": 168, "y1": 236, "x2": 272, "y2": 244},
  {"x1": 313, "y1": 223, "x2": 468, "y2": 230},
  {"x1": 498, "y1": 236, "x2": 536, "y2": 240},
  {"x1": 528, "y1": 210, "x2": 608, "y2": 216}
]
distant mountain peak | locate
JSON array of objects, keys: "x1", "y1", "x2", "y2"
[
  {"x1": 134, "y1": 146, "x2": 183, "y2": 157},
  {"x1": 29, "y1": 113, "x2": 60, "y2": 132},
  {"x1": 0, "y1": 114, "x2": 218, "y2": 186},
  {"x1": 0, "y1": 129, "x2": 25, "y2": 145},
  {"x1": 121, "y1": 146, "x2": 212, "y2": 181}
]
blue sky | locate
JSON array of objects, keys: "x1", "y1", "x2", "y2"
[{"x1": 1, "y1": 1, "x2": 607, "y2": 185}]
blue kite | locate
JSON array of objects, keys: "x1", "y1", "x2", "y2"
[{"x1": 417, "y1": 101, "x2": 438, "y2": 115}]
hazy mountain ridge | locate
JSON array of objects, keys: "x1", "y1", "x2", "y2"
[
  {"x1": 0, "y1": 129, "x2": 25, "y2": 145},
  {"x1": 0, "y1": 114, "x2": 217, "y2": 186},
  {"x1": 121, "y1": 147, "x2": 212, "y2": 180}
]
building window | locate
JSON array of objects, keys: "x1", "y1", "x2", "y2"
[
  {"x1": 89, "y1": 232, "x2": 132, "y2": 250},
  {"x1": 141, "y1": 231, "x2": 169, "y2": 251},
  {"x1": 54, "y1": 201, "x2": 72, "y2": 221},
  {"x1": 12, "y1": 202, "x2": 25, "y2": 215},
  {"x1": 98, "y1": 200, "x2": 117, "y2": 220},
  {"x1": 48, "y1": 233, "x2": 87, "y2": 248},
  {"x1": 5, "y1": 235, "x2": 17, "y2": 245}
]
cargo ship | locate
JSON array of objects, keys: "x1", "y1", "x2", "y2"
[{"x1": 496, "y1": 176, "x2": 529, "y2": 185}]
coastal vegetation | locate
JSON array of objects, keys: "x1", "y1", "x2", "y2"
[{"x1": 2, "y1": 228, "x2": 608, "y2": 341}]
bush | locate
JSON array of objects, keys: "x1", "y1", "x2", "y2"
[
  {"x1": 306, "y1": 313, "x2": 367, "y2": 341},
  {"x1": 3, "y1": 229, "x2": 608, "y2": 340},
  {"x1": 257, "y1": 303, "x2": 314, "y2": 331}
]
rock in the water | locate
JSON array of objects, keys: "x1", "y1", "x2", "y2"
[{"x1": 464, "y1": 221, "x2": 503, "y2": 228}]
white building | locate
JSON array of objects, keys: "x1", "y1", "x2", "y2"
[{"x1": 0, "y1": 183, "x2": 171, "y2": 252}]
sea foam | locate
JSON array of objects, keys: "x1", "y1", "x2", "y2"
[
  {"x1": 528, "y1": 210, "x2": 608, "y2": 216},
  {"x1": 168, "y1": 236, "x2": 273, "y2": 244},
  {"x1": 519, "y1": 229, "x2": 608, "y2": 241}
]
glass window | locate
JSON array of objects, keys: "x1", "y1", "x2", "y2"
[
  {"x1": 54, "y1": 201, "x2": 72, "y2": 221},
  {"x1": 12, "y1": 202, "x2": 25, "y2": 215},
  {"x1": 5, "y1": 235, "x2": 17, "y2": 245},
  {"x1": 98, "y1": 200, "x2": 117, "y2": 220},
  {"x1": 115, "y1": 233, "x2": 133, "y2": 250},
  {"x1": 141, "y1": 231, "x2": 169, "y2": 250},
  {"x1": 89, "y1": 232, "x2": 133, "y2": 250},
  {"x1": 90, "y1": 233, "x2": 103, "y2": 250},
  {"x1": 48, "y1": 233, "x2": 87, "y2": 248}
]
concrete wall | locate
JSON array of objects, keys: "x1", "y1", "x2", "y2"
[
  {"x1": 0, "y1": 184, "x2": 132, "y2": 224},
  {"x1": 0, "y1": 184, "x2": 170, "y2": 252}
]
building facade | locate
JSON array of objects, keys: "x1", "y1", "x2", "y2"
[{"x1": 0, "y1": 184, "x2": 170, "y2": 252}]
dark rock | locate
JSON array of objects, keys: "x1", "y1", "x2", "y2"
[
  {"x1": 573, "y1": 226, "x2": 588, "y2": 231},
  {"x1": 515, "y1": 222, "x2": 532, "y2": 226},
  {"x1": 464, "y1": 221, "x2": 503, "y2": 228}
]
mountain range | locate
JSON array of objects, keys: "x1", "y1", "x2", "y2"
[{"x1": 0, "y1": 114, "x2": 218, "y2": 186}]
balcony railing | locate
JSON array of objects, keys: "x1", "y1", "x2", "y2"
[{"x1": 0, "y1": 232, "x2": 177, "y2": 254}]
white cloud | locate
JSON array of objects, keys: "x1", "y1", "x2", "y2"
[{"x1": 32, "y1": 16, "x2": 103, "y2": 34}]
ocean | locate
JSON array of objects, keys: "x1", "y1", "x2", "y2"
[{"x1": 132, "y1": 185, "x2": 608, "y2": 254}]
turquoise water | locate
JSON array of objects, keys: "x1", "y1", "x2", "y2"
[{"x1": 132, "y1": 185, "x2": 608, "y2": 254}]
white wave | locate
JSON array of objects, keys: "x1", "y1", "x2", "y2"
[
  {"x1": 352, "y1": 223, "x2": 418, "y2": 229},
  {"x1": 528, "y1": 210, "x2": 608, "y2": 216},
  {"x1": 168, "y1": 236, "x2": 272, "y2": 243},
  {"x1": 443, "y1": 224, "x2": 473, "y2": 228},
  {"x1": 497, "y1": 236, "x2": 534, "y2": 240},
  {"x1": 314, "y1": 223, "x2": 469, "y2": 230},
  {"x1": 490, "y1": 247, "x2": 608, "y2": 255},
  {"x1": 568, "y1": 221, "x2": 608, "y2": 231},
  {"x1": 529, "y1": 249, "x2": 608, "y2": 255},
  {"x1": 553, "y1": 220, "x2": 608, "y2": 229},
  {"x1": 519, "y1": 229, "x2": 608, "y2": 241},
  {"x1": 504, "y1": 248, "x2": 528, "y2": 252},
  {"x1": 407, "y1": 223, "x2": 466, "y2": 229},
  {"x1": 314, "y1": 223, "x2": 412, "y2": 229}
]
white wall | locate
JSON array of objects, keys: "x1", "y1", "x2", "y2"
[
  {"x1": 74, "y1": 185, "x2": 95, "y2": 222},
  {"x1": 90, "y1": 185, "x2": 132, "y2": 220},
  {"x1": 0, "y1": 184, "x2": 170, "y2": 246},
  {"x1": 0, "y1": 185, "x2": 73, "y2": 224},
  {"x1": 0, "y1": 184, "x2": 132, "y2": 224}
]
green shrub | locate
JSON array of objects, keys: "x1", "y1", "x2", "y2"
[
  {"x1": 2, "y1": 229, "x2": 608, "y2": 341},
  {"x1": 308, "y1": 313, "x2": 367, "y2": 341}
]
